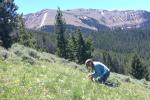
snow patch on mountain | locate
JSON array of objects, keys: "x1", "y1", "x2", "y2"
[{"x1": 40, "y1": 13, "x2": 48, "y2": 28}]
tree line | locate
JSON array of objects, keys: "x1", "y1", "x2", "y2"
[
  {"x1": 100, "y1": 51, "x2": 150, "y2": 80},
  {"x1": 90, "y1": 29, "x2": 150, "y2": 81}
]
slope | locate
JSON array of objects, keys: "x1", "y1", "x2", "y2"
[{"x1": 0, "y1": 44, "x2": 150, "y2": 100}]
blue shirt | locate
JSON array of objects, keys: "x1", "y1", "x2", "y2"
[{"x1": 92, "y1": 62, "x2": 110, "y2": 79}]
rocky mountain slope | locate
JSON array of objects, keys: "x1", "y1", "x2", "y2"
[{"x1": 24, "y1": 9, "x2": 150, "y2": 32}]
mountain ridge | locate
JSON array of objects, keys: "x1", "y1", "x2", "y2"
[{"x1": 24, "y1": 9, "x2": 150, "y2": 32}]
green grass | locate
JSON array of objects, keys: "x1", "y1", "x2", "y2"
[{"x1": 0, "y1": 44, "x2": 150, "y2": 100}]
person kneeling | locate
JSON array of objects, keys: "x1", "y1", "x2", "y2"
[{"x1": 85, "y1": 59, "x2": 110, "y2": 84}]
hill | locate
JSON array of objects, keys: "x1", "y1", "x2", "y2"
[
  {"x1": 24, "y1": 9, "x2": 150, "y2": 32},
  {"x1": 0, "y1": 44, "x2": 150, "y2": 99}
]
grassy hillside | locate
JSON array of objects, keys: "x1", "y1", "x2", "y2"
[{"x1": 0, "y1": 44, "x2": 150, "y2": 100}]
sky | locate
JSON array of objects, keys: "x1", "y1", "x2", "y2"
[{"x1": 15, "y1": 0, "x2": 150, "y2": 14}]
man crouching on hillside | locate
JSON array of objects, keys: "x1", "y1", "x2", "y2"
[{"x1": 85, "y1": 59, "x2": 110, "y2": 84}]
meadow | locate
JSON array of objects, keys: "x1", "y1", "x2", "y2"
[{"x1": 0, "y1": 44, "x2": 150, "y2": 100}]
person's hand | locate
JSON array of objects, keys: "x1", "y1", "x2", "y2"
[{"x1": 87, "y1": 73, "x2": 93, "y2": 80}]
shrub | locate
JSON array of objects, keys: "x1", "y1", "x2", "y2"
[
  {"x1": 131, "y1": 54, "x2": 149, "y2": 80},
  {"x1": 39, "y1": 52, "x2": 56, "y2": 63},
  {"x1": 124, "y1": 77, "x2": 132, "y2": 83},
  {"x1": 14, "y1": 50, "x2": 23, "y2": 56},
  {"x1": 22, "y1": 55, "x2": 37, "y2": 65},
  {"x1": 0, "y1": 50, "x2": 9, "y2": 60},
  {"x1": 28, "y1": 50, "x2": 40, "y2": 59}
]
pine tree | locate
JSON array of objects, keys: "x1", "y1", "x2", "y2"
[
  {"x1": 0, "y1": 0, "x2": 18, "y2": 48},
  {"x1": 76, "y1": 29, "x2": 87, "y2": 64},
  {"x1": 67, "y1": 31, "x2": 93, "y2": 63},
  {"x1": 102, "y1": 52, "x2": 113, "y2": 70},
  {"x1": 131, "y1": 54, "x2": 148, "y2": 80},
  {"x1": 112, "y1": 57, "x2": 125, "y2": 74},
  {"x1": 68, "y1": 34, "x2": 77, "y2": 61},
  {"x1": 145, "y1": 70, "x2": 150, "y2": 81},
  {"x1": 55, "y1": 7, "x2": 68, "y2": 59},
  {"x1": 85, "y1": 37, "x2": 94, "y2": 59},
  {"x1": 18, "y1": 15, "x2": 37, "y2": 49},
  {"x1": 27, "y1": 30, "x2": 37, "y2": 49}
]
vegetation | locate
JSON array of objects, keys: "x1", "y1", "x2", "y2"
[
  {"x1": 68, "y1": 34, "x2": 77, "y2": 61},
  {"x1": 0, "y1": 0, "x2": 18, "y2": 48},
  {"x1": 0, "y1": 44, "x2": 150, "y2": 100},
  {"x1": 18, "y1": 15, "x2": 37, "y2": 49},
  {"x1": 27, "y1": 30, "x2": 56, "y2": 53},
  {"x1": 55, "y1": 8, "x2": 68, "y2": 59},
  {"x1": 75, "y1": 29, "x2": 93, "y2": 64},
  {"x1": 102, "y1": 51, "x2": 125, "y2": 74},
  {"x1": 131, "y1": 54, "x2": 149, "y2": 80},
  {"x1": 92, "y1": 29, "x2": 150, "y2": 62},
  {"x1": 0, "y1": 0, "x2": 37, "y2": 49}
]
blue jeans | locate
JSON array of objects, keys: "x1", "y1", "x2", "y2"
[{"x1": 99, "y1": 71, "x2": 110, "y2": 83}]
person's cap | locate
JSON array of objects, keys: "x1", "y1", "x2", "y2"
[{"x1": 85, "y1": 59, "x2": 93, "y2": 65}]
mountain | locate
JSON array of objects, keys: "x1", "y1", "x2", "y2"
[
  {"x1": 24, "y1": 9, "x2": 150, "y2": 32},
  {"x1": 0, "y1": 44, "x2": 150, "y2": 99}
]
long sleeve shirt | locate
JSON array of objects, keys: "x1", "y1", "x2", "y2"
[{"x1": 92, "y1": 61, "x2": 110, "y2": 79}]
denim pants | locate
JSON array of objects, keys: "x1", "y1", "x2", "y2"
[{"x1": 99, "y1": 71, "x2": 110, "y2": 83}]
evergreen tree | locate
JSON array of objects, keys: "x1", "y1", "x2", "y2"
[
  {"x1": 85, "y1": 37, "x2": 94, "y2": 59},
  {"x1": 68, "y1": 34, "x2": 77, "y2": 61},
  {"x1": 27, "y1": 30, "x2": 37, "y2": 49},
  {"x1": 67, "y1": 32, "x2": 93, "y2": 64},
  {"x1": 18, "y1": 15, "x2": 37, "y2": 49},
  {"x1": 55, "y1": 7, "x2": 68, "y2": 59},
  {"x1": 76, "y1": 29, "x2": 86, "y2": 64},
  {"x1": 0, "y1": 0, "x2": 18, "y2": 48},
  {"x1": 40, "y1": 34, "x2": 48, "y2": 52},
  {"x1": 102, "y1": 52, "x2": 125, "y2": 74},
  {"x1": 131, "y1": 54, "x2": 148, "y2": 80},
  {"x1": 112, "y1": 57, "x2": 125, "y2": 74},
  {"x1": 145, "y1": 70, "x2": 150, "y2": 81},
  {"x1": 102, "y1": 52, "x2": 113, "y2": 70}
]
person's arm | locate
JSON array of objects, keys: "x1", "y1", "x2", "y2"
[
  {"x1": 93, "y1": 65, "x2": 104, "y2": 80},
  {"x1": 99, "y1": 66, "x2": 109, "y2": 78},
  {"x1": 91, "y1": 73, "x2": 101, "y2": 81},
  {"x1": 90, "y1": 71, "x2": 102, "y2": 81},
  {"x1": 87, "y1": 73, "x2": 93, "y2": 80},
  {"x1": 91, "y1": 71, "x2": 101, "y2": 81},
  {"x1": 99, "y1": 63, "x2": 110, "y2": 77}
]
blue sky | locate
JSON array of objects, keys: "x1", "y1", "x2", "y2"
[{"x1": 15, "y1": 0, "x2": 150, "y2": 14}]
